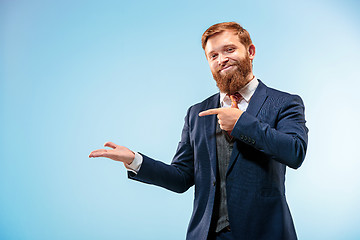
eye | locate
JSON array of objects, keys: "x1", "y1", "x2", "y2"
[
  {"x1": 210, "y1": 53, "x2": 218, "y2": 60},
  {"x1": 226, "y1": 47, "x2": 235, "y2": 52}
]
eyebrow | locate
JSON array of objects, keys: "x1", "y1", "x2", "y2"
[{"x1": 222, "y1": 44, "x2": 237, "y2": 49}]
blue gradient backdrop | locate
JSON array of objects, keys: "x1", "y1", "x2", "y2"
[{"x1": 1, "y1": 0, "x2": 360, "y2": 239}]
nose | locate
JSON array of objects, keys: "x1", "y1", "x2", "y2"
[{"x1": 218, "y1": 54, "x2": 228, "y2": 66}]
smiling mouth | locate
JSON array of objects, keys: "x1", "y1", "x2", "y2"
[{"x1": 220, "y1": 65, "x2": 234, "y2": 72}]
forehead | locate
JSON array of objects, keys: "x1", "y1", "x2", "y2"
[{"x1": 205, "y1": 30, "x2": 243, "y2": 54}]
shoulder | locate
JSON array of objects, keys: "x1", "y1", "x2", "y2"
[{"x1": 260, "y1": 80, "x2": 304, "y2": 106}]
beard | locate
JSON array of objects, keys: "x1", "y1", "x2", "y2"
[{"x1": 212, "y1": 55, "x2": 252, "y2": 94}]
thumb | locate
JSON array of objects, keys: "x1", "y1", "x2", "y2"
[{"x1": 104, "y1": 142, "x2": 117, "y2": 149}]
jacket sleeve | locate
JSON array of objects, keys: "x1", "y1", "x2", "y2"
[
  {"x1": 231, "y1": 94, "x2": 308, "y2": 169},
  {"x1": 128, "y1": 107, "x2": 195, "y2": 193}
]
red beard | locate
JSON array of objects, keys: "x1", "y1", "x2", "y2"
[{"x1": 212, "y1": 55, "x2": 252, "y2": 94}]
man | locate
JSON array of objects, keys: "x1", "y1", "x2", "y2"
[{"x1": 89, "y1": 22, "x2": 308, "y2": 240}]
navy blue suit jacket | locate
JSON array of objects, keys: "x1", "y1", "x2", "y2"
[{"x1": 129, "y1": 80, "x2": 308, "y2": 240}]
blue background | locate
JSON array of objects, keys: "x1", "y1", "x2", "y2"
[{"x1": 1, "y1": 0, "x2": 360, "y2": 239}]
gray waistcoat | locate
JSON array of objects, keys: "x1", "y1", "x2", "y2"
[{"x1": 213, "y1": 121, "x2": 234, "y2": 232}]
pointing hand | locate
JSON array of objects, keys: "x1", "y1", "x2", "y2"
[{"x1": 199, "y1": 108, "x2": 243, "y2": 132}]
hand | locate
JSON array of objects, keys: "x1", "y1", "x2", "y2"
[
  {"x1": 89, "y1": 142, "x2": 135, "y2": 165},
  {"x1": 199, "y1": 108, "x2": 243, "y2": 131}
]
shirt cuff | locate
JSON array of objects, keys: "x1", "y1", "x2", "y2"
[{"x1": 125, "y1": 152, "x2": 143, "y2": 174}]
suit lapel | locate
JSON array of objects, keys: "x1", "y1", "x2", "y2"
[
  {"x1": 227, "y1": 80, "x2": 268, "y2": 174},
  {"x1": 245, "y1": 80, "x2": 268, "y2": 117},
  {"x1": 203, "y1": 93, "x2": 220, "y2": 178}
]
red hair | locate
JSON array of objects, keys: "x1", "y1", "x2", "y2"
[{"x1": 201, "y1": 22, "x2": 252, "y2": 50}]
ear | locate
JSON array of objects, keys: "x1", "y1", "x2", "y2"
[{"x1": 248, "y1": 44, "x2": 255, "y2": 61}]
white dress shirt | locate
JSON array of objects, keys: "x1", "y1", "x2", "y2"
[
  {"x1": 126, "y1": 77, "x2": 259, "y2": 173},
  {"x1": 220, "y1": 76, "x2": 258, "y2": 111}
]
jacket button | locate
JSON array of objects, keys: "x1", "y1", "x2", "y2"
[
  {"x1": 244, "y1": 136, "x2": 248, "y2": 141},
  {"x1": 213, "y1": 181, "x2": 216, "y2": 186}
]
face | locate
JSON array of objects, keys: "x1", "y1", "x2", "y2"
[{"x1": 205, "y1": 30, "x2": 255, "y2": 94}]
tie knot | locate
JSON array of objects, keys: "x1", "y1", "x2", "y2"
[
  {"x1": 228, "y1": 92, "x2": 242, "y2": 108},
  {"x1": 230, "y1": 92, "x2": 242, "y2": 101}
]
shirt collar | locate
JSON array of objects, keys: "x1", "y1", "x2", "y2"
[{"x1": 220, "y1": 76, "x2": 259, "y2": 106}]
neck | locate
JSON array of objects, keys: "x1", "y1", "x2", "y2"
[{"x1": 244, "y1": 73, "x2": 254, "y2": 86}]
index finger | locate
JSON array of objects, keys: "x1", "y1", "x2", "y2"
[
  {"x1": 89, "y1": 149, "x2": 108, "y2": 158},
  {"x1": 199, "y1": 108, "x2": 222, "y2": 117}
]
